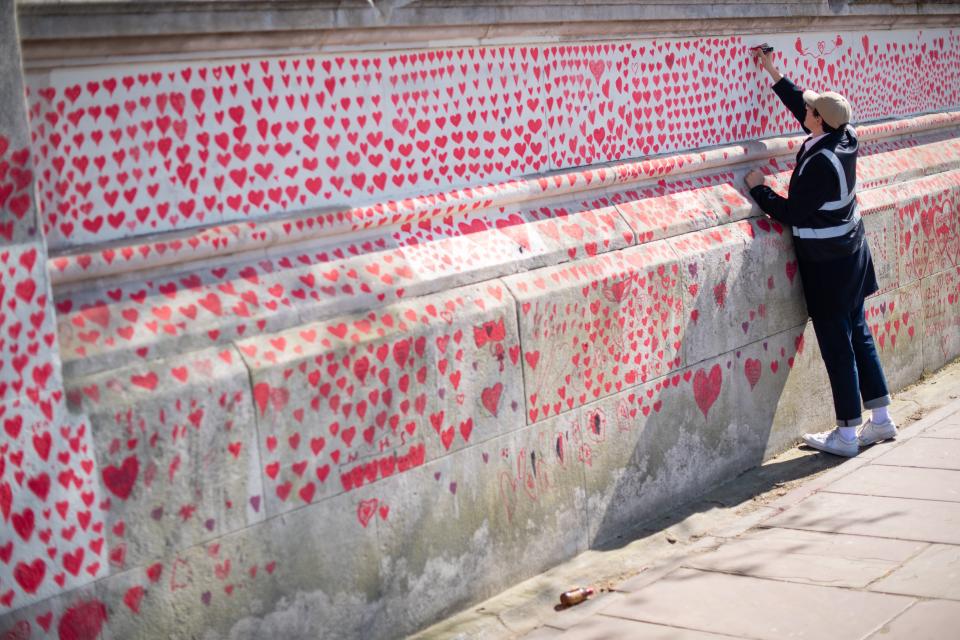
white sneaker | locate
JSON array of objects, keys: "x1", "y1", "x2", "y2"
[
  {"x1": 802, "y1": 428, "x2": 860, "y2": 457},
  {"x1": 858, "y1": 419, "x2": 898, "y2": 446}
]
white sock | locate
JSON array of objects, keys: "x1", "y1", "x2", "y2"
[
  {"x1": 839, "y1": 426, "x2": 858, "y2": 441},
  {"x1": 872, "y1": 406, "x2": 890, "y2": 424}
]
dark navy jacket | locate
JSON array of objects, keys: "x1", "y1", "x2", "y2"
[{"x1": 749, "y1": 77, "x2": 878, "y2": 318}]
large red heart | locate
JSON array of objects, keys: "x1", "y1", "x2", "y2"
[
  {"x1": 102, "y1": 455, "x2": 139, "y2": 500},
  {"x1": 57, "y1": 599, "x2": 108, "y2": 640},
  {"x1": 693, "y1": 364, "x2": 722, "y2": 418},
  {"x1": 13, "y1": 558, "x2": 46, "y2": 594}
]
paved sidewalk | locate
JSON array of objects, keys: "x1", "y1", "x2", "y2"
[{"x1": 519, "y1": 395, "x2": 960, "y2": 639}]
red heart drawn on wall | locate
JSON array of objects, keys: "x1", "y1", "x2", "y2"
[
  {"x1": 253, "y1": 382, "x2": 290, "y2": 416},
  {"x1": 57, "y1": 599, "x2": 108, "y2": 640},
  {"x1": 357, "y1": 498, "x2": 378, "y2": 528},
  {"x1": 123, "y1": 585, "x2": 145, "y2": 613},
  {"x1": 743, "y1": 358, "x2": 761, "y2": 390},
  {"x1": 481, "y1": 383, "x2": 503, "y2": 416},
  {"x1": 13, "y1": 558, "x2": 46, "y2": 594},
  {"x1": 102, "y1": 455, "x2": 139, "y2": 500},
  {"x1": 693, "y1": 364, "x2": 722, "y2": 418}
]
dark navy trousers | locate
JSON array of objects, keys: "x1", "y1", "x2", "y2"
[{"x1": 811, "y1": 300, "x2": 891, "y2": 427}]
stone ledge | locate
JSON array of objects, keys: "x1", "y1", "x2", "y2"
[
  {"x1": 43, "y1": 111, "x2": 960, "y2": 287},
  {"x1": 15, "y1": 1, "x2": 960, "y2": 61}
]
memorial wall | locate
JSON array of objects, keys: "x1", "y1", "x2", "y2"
[{"x1": 2, "y1": 1, "x2": 959, "y2": 637}]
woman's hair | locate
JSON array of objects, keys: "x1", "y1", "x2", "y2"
[{"x1": 813, "y1": 108, "x2": 839, "y2": 134}]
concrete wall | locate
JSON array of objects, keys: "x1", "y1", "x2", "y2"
[
  {"x1": 21, "y1": 29, "x2": 960, "y2": 254},
  {"x1": 2, "y1": 2, "x2": 960, "y2": 638}
]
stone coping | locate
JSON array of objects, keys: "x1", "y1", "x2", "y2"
[
  {"x1": 15, "y1": 1, "x2": 960, "y2": 60},
  {"x1": 48, "y1": 124, "x2": 960, "y2": 381},
  {"x1": 45, "y1": 109, "x2": 960, "y2": 286}
]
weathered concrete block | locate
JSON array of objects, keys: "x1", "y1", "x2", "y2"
[
  {"x1": 3, "y1": 12, "x2": 960, "y2": 640},
  {"x1": 0, "y1": 393, "x2": 106, "y2": 613},
  {"x1": 25, "y1": 46, "x2": 555, "y2": 250},
  {"x1": 608, "y1": 170, "x2": 742, "y2": 211},
  {"x1": 55, "y1": 198, "x2": 631, "y2": 381},
  {"x1": 740, "y1": 218, "x2": 809, "y2": 327},
  {"x1": 734, "y1": 328, "x2": 807, "y2": 459},
  {"x1": 64, "y1": 346, "x2": 264, "y2": 571},
  {"x1": 861, "y1": 197, "x2": 900, "y2": 292},
  {"x1": 541, "y1": 42, "x2": 624, "y2": 170},
  {"x1": 668, "y1": 225, "x2": 750, "y2": 367},
  {"x1": 237, "y1": 280, "x2": 525, "y2": 518},
  {"x1": 376, "y1": 413, "x2": 588, "y2": 636},
  {"x1": 921, "y1": 266, "x2": 960, "y2": 374},
  {"x1": 615, "y1": 182, "x2": 753, "y2": 244},
  {"x1": 400, "y1": 193, "x2": 605, "y2": 258},
  {"x1": 503, "y1": 242, "x2": 684, "y2": 424},
  {"x1": 865, "y1": 282, "x2": 924, "y2": 393},
  {"x1": 372, "y1": 202, "x2": 631, "y2": 295},
  {"x1": 767, "y1": 321, "x2": 835, "y2": 457},
  {"x1": 1, "y1": 9, "x2": 38, "y2": 248},
  {"x1": 0, "y1": 582, "x2": 106, "y2": 640},
  {"x1": 673, "y1": 219, "x2": 805, "y2": 366},
  {"x1": 581, "y1": 349, "x2": 743, "y2": 544},
  {"x1": 97, "y1": 485, "x2": 383, "y2": 640},
  {"x1": 98, "y1": 433, "x2": 571, "y2": 640}
]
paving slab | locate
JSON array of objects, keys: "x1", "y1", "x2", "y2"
[
  {"x1": 870, "y1": 436, "x2": 960, "y2": 470},
  {"x1": 556, "y1": 616, "x2": 738, "y2": 639},
  {"x1": 603, "y1": 567, "x2": 913, "y2": 640},
  {"x1": 924, "y1": 419, "x2": 960, "y2": 438},
  {"x1": 503, "y1": 591, "x2": 627, "y2": 634},
  {"x1": 933, "y1": 411, "x2": 960, "y2": 424},
  {"x1": 825, "y1": 465, "x2": 960, "y2": 502},
  {"x1": 414, "y1": 376, "x2": 960, "y2": 640},
  {"x1": 869, "y1": 544, "x2": 960, "y2": 600},
  {"x1": 763, "y1": 492, "x2": 960, "y2": 545},
  {"x1": 865, "y1": 599, "x2": 960, "y2": 639},
  {"x1": 521, "y1": 627, "x2": 565, "y2": 639},
  {"x1": 684, "y1": 528, "x2": 925, "y2": 588}
]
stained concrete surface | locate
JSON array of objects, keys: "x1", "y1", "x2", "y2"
[{"x1": 414, "y1": 357, "x2": 960, "y2": 639}]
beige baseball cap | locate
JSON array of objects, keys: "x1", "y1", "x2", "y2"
[{"x1": 802, "y1": 89, "x2": 853, "y2": 129}]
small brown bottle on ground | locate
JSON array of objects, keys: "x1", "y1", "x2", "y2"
[{"x1": 559, "y1": 587, "x2": 594, "y2": 607}]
